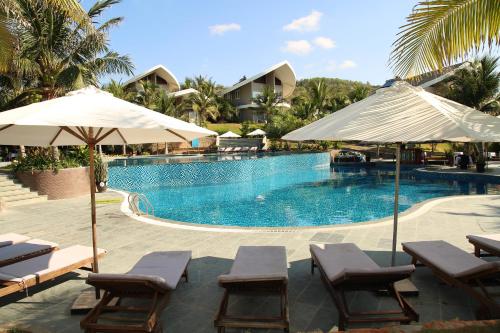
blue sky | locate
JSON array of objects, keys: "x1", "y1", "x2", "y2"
[{"x1": 83, "y1": 0, "x2": 417, "y2": 86}]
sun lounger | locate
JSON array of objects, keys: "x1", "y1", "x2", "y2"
[
  {"x1": 249, "y1": 146, "x2": 258, "y2": 153},
  {"x1": 0, "y1": 245, "x2": 106, "y2": 298},
  {"x1": 215, "y1": 246, "x2": 289, "y2": 333},
  {"x1": 403, "y1": 240, "x2": 500, "y2": 318},
  {"x1": 233, "y1": 147, "x2": 241, "y2": 152},
  {"x1": 467, "y1": 234, "x2": 500, "y2": 257},
  {"x1": 81, "y1": 251, "x2": 191, "y2": 333},
  {"x1": 310, "y1": 243, "x2": 418, "y2": 330},
  {"x1": 218, "y1": 147, "x2": 226, "y2": 153},
  {"x1": 240, "y1": 147, "x2": 249, "y2": 152},
  {"x1": 225, "y1": 147, "x2": 233, "y2": 153},
  {"x1": 0, "y1": 239, "x2": 58, "y2": 267},
  {"x1": 0, "y1": 233, "x2": 31, "y2": 248}
]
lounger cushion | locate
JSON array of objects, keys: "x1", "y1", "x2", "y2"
[
  {"x1": 219, "y1": 246, "x2": 288, "y2": 283},
  {"x1": 467, "y1": 234, "x2": 500, "y2": 253},
  {"x1": 0, "y1": 233, "x2": 30, "y2": 248},
  {"x1": 86, "y1": 273, "x2": 172, "y2": 293},
  {"x1": 0, "y1": 239, "x2": 58, "y2": 265},
  {"x1": 0, "y1": 245, "x2": 105, "y2": 280},
  {"x1": 403, "y1": 241, "x2": 499, "y2": 278},
  {"x1": 127, "y1": 251, "x2": 191, "y2": 289},
  {"x1": 310, "y1": 243, "x2": 399, "y2": 284}
]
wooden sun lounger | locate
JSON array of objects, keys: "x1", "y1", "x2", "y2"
[
  {"x1": 403, "y1": 240, "x2": 500, "y2": 318},
  {"x1": 0, "y1": 233, "x2": 31, "y2": 248},
  {"x1": 0, "y1": 245, "x2": 106, "y2": 298},
  {"x1": 467, "y1": 234, "x2": 500, "y2": 257},
  {"x1": 81, "y1": 251, "x2": 191, "y2": 333},
  {"x1": 215, "y1": 246, "x2": 289, "y2": 333},
  {"x1": 0, "y1": 239, "x2": 59, "y2": 267},
  {"x1": 310, "y1": 243, "x2": 418, "y2": 330}
]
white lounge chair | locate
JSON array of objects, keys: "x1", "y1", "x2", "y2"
[
  {"x1": 0, "y1": 233, "x2": 31, "y2": 248},
  {"x1": 0, "y1": 238, "x2": 58, "y2": 267}
]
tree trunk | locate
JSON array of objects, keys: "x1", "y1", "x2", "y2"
[
  {"x1": 122, "y1": 144, "x2": 126, "y2": 155},
  {"x1": 19, "y1": 145, "x2": 26, "y2": 159}
]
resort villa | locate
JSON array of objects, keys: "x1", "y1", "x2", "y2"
[
  {"x1": 1, "y1": 1, "x2": 500, "y2": 333},
  {"x1": 222, "y1": 61, "x2": 296, "y2": 122}
]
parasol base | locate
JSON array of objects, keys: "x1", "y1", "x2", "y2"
[{"x1": 70, "y1": 288, "x2": 112, "y2": 315}]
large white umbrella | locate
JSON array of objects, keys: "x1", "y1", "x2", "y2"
[
  {"x1": 0, "y1": 86, "x2": 216, "y2": 274},
  {"x1": 283, "y1": 81, "x2": 500, "y2": 264},
  {"x1": 220, "y1": 131, "x2": 241, "y2": 138},
  {"x1": 247, "y1": 129, "x2": 266, "y2": 136}
]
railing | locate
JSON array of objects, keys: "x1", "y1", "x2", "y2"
[{"x1": 128, "y1": 192, "x2": 154, "y2": 216}]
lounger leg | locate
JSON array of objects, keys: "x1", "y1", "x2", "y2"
[
  {"x1": 311, "y1": 258, "x2": 316, "y2": 274},
  {"x1": 215, "y1": 290, "x2": 229, "y2": 333},
  {"x1": 474, "y1": 245, "x2": 481, "y2": 257}
]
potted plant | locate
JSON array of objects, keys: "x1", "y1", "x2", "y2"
[{"x1": 94, "y1": 157, "x2": 108, "y2": 192}]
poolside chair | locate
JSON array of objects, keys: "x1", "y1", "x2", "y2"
[
  {"x1": 218, "y1": 147, "x2": 226, "y2": 153},
  {"x1": 249, "y1": 146, "x2": 258, "y2": 153},
  {"x1": 233, "y1": 147, "x2": 241, "y2": 153},
  {"x1": 402, "y1": 240, "x2": 500, "y2": 318},
  {"x1": 0, "y1": 245, "x2": 106, "y2": 298},
  {"x1": 310, "y1": 243, "x2": 418, "y2": 330},
  {"x1": 0, "y1": 233, "x2": 31, "y2": 248},
  {"x1": 240, "y1": 146, "x2": 249, "y2": 153},
  {"x1": 467, "y1": 234, "x2": 500, "y2": 257},
  {"x1": 215, "y1": 246, "x2": 289, "y2": 333},
  {"x1": 225, "y1": 147, "x2": 233, "y2": 153},
  {"x1": 0, "y1": 238, "x2": 58, "y2": 267},
  {"x1": 81, "y1": 251, "x2": 191, "y2": 333}
]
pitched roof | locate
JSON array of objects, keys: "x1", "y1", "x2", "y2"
[
  {"x1": 222, "y1": 61, "x2": 296, "y2": 98},
  {"x1": 124, "y1": 65, "x2": 180, "y2": 91}
]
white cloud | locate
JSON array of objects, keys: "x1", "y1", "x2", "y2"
[
  {"x1": 313, "y1": 37, "x2": 335, "y2": 49},
  {"x1": 339, "y1": 60, "x2": 357, "y2": 69},
  {"x1": 282, "y1": 40, "x2": 312, "y2": 55},
  {"x1": 209, "y1": 23, "x2": 241, "y2": 35},
  {"x1": 283, "y1": 10, "x2": 322, "y2": 32}
]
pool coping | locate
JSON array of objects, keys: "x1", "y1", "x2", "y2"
[{"x1": 112, "y1": 189, "x2": 500, "y2": 233}]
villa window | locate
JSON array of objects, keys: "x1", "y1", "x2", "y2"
[
  {"x1": 275, "y1": 77, "x2": 282, "y2": 85},
  {"x1": 234, "y1": 89, "x2": 240, "y2": 100},
  {"x1": 254, "y1": 75, "x2": 267, "y2": 84}
]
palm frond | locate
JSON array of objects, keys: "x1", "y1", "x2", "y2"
[
  {"x1": 390, "y1": 0, "x2": 500, "y2": 78},
  {"x1": 88, "y1": 0, "x2": 121, "y2": 19}
]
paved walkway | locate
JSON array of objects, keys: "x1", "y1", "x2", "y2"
[{"x1": 0, "y1": 192, "x2": 499, "y2": 332}]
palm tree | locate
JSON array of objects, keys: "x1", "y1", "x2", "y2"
[
  {"x1": 103, "y1": 79, "x2": 134, "y2": 101},
  {"x1": 390, "y1": 0, "x2": 499, "y2": 78},
  {"x1": 446, "y1": 55, "x2": 500, "y2": 112},
  {"x1": 1, "y1": 0, "x2": 91, "y2": 71},
  {"x1": 308, "y1": 79, "x2": 328, "y2": 117},
  {"x1": 187, "y1": 76, "x2": 219, "y2": 125},
  {"x1": 252, "y1": 86, "x2": 282, "y2": 121},
  {"x1": 1, "y1": 0, "x2": 133, "y2": 103},
  {"x1": 348, "y1": 84, "x2": 372, "y2": 103}
]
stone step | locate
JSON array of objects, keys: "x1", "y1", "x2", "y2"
[
  {"x1": 0, "y1": 183, "x2": 24, "y2": 192},
  {"x1": 0, "y1": 179, "x2": 18, "y2": 186},
  {"x1": 6, "y1": 196, "x2": 48, "y2": 207},
  {"x1": 0, "y1": 188, "x2": 31, "y2": 197},
  {"x1": 1, "y1": 192, "x2": 42, "y2": 202}
]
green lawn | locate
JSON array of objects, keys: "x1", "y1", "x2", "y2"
[{"x1": 206, "y1": 123, "x2": 242, "y2": 135}]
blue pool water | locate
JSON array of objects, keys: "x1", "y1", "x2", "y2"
[{"x1": 109, "y1": 153, "x2": 500, "y2": 227}]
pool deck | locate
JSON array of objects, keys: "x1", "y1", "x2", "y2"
[{"x1": 0, "y1": 191, "x2": 500, "y2": 332}]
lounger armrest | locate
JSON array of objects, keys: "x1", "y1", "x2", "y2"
[
  {"x1": 218, "y1": 273, "x2": 288, "y2": 285},
  {"x1": 337, "y1": 265, "x2": 415, "y2": 285},
  {"x1": 86, "y1": 273, "x2": 173, "y2": 293}
]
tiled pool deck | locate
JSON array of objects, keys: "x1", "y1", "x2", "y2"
[{"x1": 0, "y1": 191, "x2": 500, "y2": 332}]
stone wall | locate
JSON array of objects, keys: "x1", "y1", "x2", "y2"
[{"x1": 16, "y1": 167, "x2": 90, "y2": 200}]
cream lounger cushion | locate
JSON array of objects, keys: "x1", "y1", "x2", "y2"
[
  {"x1": 87, "y1": 251, "x2": 191, "y2": 292},
  {"x1": 310, "y1": 243, "x2": 415, "y2": 284},
  {"x1": 218, "y1": 246, "x2": 288, "y2": 283},
  {"x1": 0, "y1": 239, "x2": 58, "y2": 265},
  {"x1": 0, "y1": 245, "x2": 105, "y2": 281},
  {"x1": 403, "y1": 241, "x2": 499, "y2": 278},
  {"x1": 0, "y1": 233, "x2": 30, "y2": 248}
]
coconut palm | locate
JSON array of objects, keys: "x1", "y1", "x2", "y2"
[
  {"x1": 252, "y1": 86, "x2": 282, "y2": 121},
  {"x1": 390, "y1": 0, "x2": 500, "y2": 78},
  {"x1": 348, "y1": 84, "x2": 372, "y2": 103},
  {"x1": 0, "y1": 0, "x2": 90, "y2": 71},
  {"x1": 446, "y1": 55, "x2": 500, "y2": 112},
  {"x1": 103, "y1": 79, "x2": 134, "y2": 101},
  {"x1": 308, "y1": 79, "x2": 328, "y2": 117},
  {"x1": 1, "y1": 0, "x2": 133, "y2": 104},
  {"x1": 187, "y1": 76, "x2": 219, "y2": 125}
]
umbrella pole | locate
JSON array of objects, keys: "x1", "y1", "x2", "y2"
[
  {"x1": 88, "y1": 129, "x2": 100, "y2": 299},
  {"x1": 391, "y1": 143, "x2": 401, "y2": 266}
]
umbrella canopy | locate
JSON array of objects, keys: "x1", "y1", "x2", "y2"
[
  {"x1": 247, "y1": 129, "x2": 266, "y2": 136},
  {"x1": 220, "y1": 131, "x2": 241, "y2": 138},
  {"x1": 283, "y1": 81, "x2": 500, "y2": 266},
  {"x1": 0, "y1": 86, "x2": 216, "y2": 278},
  {"x1": 0, "y1": 86, "x2": 216, "y2": 145},
  {"x1": 283, "y1": 81, "x2": 500, "y2": 143}
]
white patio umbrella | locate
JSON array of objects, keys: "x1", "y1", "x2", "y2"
[
  {"x1": 0, "y1": 86, "x2": 216, "y2": 274},
  {"x1": 220, "y1": 131, "x2": 241, "y2": 138},
  {"x1": 247, "y1": 129, "x2": 266, "y2": 136},
  {"x1": 283, "y1": 81, "x2": 500, "y2": 265}
]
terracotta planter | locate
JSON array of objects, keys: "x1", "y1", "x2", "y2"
[{"x1": 16, "y1": 167, "x2": 90, "y2": 200}]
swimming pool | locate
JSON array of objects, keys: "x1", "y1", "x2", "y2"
[{"x1": 109, "y1": 153, "x2": 500, "y2": 228}]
